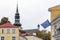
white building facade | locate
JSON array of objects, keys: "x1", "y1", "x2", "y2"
[{"x1": 51, "y1": 16, "x2": 60, "y2": 40}]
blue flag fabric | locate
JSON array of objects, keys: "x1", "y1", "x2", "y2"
[{"x1": 41, "y1": 20, "x2": 50, "y2": 29}]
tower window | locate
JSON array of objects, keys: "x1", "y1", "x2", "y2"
[{"x1": 15, "y1": 16, "x2": 20, "y2": 19}]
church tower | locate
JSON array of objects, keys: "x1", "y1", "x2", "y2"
[{"x1": 14, "y1": 4, "x2": 22, "y2": 29}]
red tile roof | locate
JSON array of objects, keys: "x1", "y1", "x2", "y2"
[
  {"x1": 0, "y1": 22, "x2": 17, "y2": 28},
  {"x1": 20, "y1": 30, "x2": 26, "y2": 33},
  {"x1": 21, "y1": 33, "x2": 33, "y2": 36}
]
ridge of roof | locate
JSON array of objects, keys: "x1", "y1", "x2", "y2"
[{"x1": 0, "y1": 22, "x2": 17, "y2": 28}]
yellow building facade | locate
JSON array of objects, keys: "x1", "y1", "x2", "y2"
[
  {"x1": 49, "y1": 5, "x2": 60, "y2": 20},
  {"x1": 49, "y1": 5, "x2": 60, "y2": 40},
  {"x1": 0, "y1": 22, "x2": 19, "y2": 40}
]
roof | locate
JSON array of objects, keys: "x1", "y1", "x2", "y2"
[
  {"x1": 20, "y1": 30, "x2": 34, "y2": 36},
  {"x1": 20, "y1": 30, "x2": 26, "y2": 33},
  {"x1": 21, "y1": 33, "x2": 33, "y2": 36},
  {"x1": 23, "y1": 29, "x2": 38, "y2": 34},
  {"x1": 48, "y1": 5, "x2": 60, "y2": 11},
  {"x1": 20, "y1": 35, "x2": 27, "y2": 40},
  {"x1": 23, "y1": 33, "x2": 33, "y2": 36},
  {"x1": 0, "y1": 22, "x2": 17, "y2": 28}
]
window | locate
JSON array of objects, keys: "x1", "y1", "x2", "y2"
[
  {"x1": 58, "y1": 22, "x2": 60, "y2": 28},
  {"x1": 56, "y1": 39, "x2": 59, "y2": 40},
  {"x1": 1, "y1": 37, "x2": 4, "y2": 40},
  {"x1": 12, "y1": 37, "x2": 16, "y2": 40},
  {"x1": 12, "y1": 29, "x2": 15, "y2": 33},
  {"x1": 54, "y1": 25, "x2": 57, "y2": 35},
  {"x1": 15, "y1": 20, "x2": 19, "y2": 23},
  {"x1": 2, "y1": 29, "x2": 4, "y2": 33},
  {"x1": 6, "y1": 29, "x2": 10, "y2": 33}
]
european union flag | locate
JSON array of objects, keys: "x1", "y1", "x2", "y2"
[{"x1": 41, "y1": 20, "x2": 50, "y2": 29}]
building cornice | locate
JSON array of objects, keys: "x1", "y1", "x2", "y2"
[{"x1": 51, "y1": 16, "x2": 60, "y2": 25}]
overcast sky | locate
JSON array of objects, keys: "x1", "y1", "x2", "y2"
[{"x1": 0, "y1": 0, "x2": 60, "y2": 31}]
